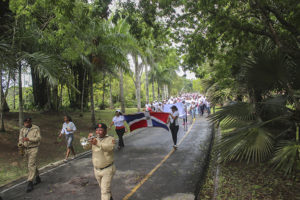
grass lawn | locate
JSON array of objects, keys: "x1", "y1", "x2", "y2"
[{"x1": 0, "y1": 108, "x2": 137, "y2": 186}]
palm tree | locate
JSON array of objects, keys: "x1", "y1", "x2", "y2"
[
  {"x1": 82, "y1": 16, "x2": 139, "y2": 124},
  {"x1": 209, "y1": 40, "x2": 300, "y2": 175}
]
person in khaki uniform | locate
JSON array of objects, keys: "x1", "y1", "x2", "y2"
[
  {"x1": 18, "y1": 117, "x2": 42, "y2": 193},
  {"x1": 88, "y1": 123, "x2": 116, "y2": 200}
]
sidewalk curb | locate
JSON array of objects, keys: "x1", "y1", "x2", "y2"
[{"x1": 194, "y1": 121, "x2": 215, "y2": 200}]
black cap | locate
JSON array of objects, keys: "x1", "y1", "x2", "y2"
[
  {"x1": 94, "y1": 123, "x2": 107, "y2": 130},
  {"x1": 23, "y1": 117, "x2": 32, "y2": 122}
]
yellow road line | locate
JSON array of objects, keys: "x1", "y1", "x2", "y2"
[{"x1": 122, "y1": 119, "x2": 196, "y2": 200}]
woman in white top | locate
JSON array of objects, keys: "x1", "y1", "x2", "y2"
[
  {"x1": 59, "y1": 115, "x2": 76, "y2": 160},
  {"x1": 168, "y1": 105, "x2": 179, "y2": 150},
  {"x1": 110, "y1": 110, "x2": 127, "y2": 150}
]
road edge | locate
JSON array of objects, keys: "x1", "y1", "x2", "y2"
[{"x1": 194, "y1": 122, "x2": 215, "y2": 200}]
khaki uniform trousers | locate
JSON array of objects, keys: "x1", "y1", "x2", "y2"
[
  {"x1": 25, "y1": 147, "x2": 39, "y2": 182},
  {"x1": 94, "y1": 164, "x2": 116, "y2": 200}
]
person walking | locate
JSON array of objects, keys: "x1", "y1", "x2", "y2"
[
  {"x1": 191, "y1": 101, "x2": 196, "y2": 119},
  {"x1": 110, "y1": 110, "x2": 127, "y2": 150},
  {"x1": 206, "y1": 100, "x2": 211, "y2": 115},
  {"x1": 88, "y1": 123, "x2": 116, "y2": 200},
  {"x1": 18, "y1": 117, "x2": 42, "y2": 193},
  {"x1": 168, "y1": 105, "x2": 179, "y2": 150},
  {"x1": 59, "y1": 115, "x2": 76, "y2": 161},
  {"x1": 182, "y1": 100, "x2": 188, "y2": 130}
]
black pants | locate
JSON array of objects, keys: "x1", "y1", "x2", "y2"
[
  {"x1": 200, "y1": 105, "x2": 206, "y2": 115},
  {"x1": 170, "y1": 125, "x2": 179, "y2": 145},
  {"x1": 116, "y1": 128, "x2": 125, "y2": 147}
]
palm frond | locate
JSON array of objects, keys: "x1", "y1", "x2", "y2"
[
  {"x1": 271, "y1": 140, "x2": 300, "y2": 176},
  {"x1": 21, "y1": 52, "x2": 61, "y2": 86},
  {"x1": 209, "y1": 102, "x2": 256, "y2": 126},
  {"x1": 217, "y1": 126, "x2": 274, "y2": 163}
]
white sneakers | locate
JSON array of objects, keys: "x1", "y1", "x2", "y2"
[{"x1": 173, "y1": 145, "x2": 178, "y2": 150}]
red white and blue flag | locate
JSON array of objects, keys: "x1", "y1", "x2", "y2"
[{"x1": 124, "y1": 112, "x2": 170, "y2": 132}]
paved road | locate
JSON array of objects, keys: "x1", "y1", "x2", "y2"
[{"x1": 1, "y1": 117, "x2": 212, "y2": 200}]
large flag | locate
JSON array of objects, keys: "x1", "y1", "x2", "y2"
[{"x1": 124, "y1": 112, "x2": 170, "y2": 132}]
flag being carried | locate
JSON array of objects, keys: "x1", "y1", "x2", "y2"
[{"x1": 124, "y1": 112, "x2": 170, "y2": 132}]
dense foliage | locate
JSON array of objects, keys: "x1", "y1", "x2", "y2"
[
  {"x1": 0, "y1": 0, "x2": 193, "y2": 127},
  {"x1": 159, "y1": 0, "x2": 300, "y2": 176}
]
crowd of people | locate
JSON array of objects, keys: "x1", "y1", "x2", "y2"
[
  {"x1": 145, "y1": 93, "x2": 211, "y2": 119},
  {"x1": 144, "y1": 93, "x2": 211, "y2": 150},
  {"x1": 15, "y1": 93, "x2": 210, "y2": 200}
]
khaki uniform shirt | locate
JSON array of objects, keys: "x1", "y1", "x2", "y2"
[
  {"x1": 92, "y1": 136, "x2": 115, "y2": 169},
  {"x1": 18, "y1": 125, "x2": 41, "y2": 148}
]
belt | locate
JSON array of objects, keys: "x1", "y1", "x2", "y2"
[
  {"x1": 95, "y1": 162, "x2": 114, "y2": 170},
  {"x1": 25, "y1": 146, "x2": 38, "y2": 149},
  {"x1": 115, "y1": 126, "x2": 125, "y2": 130}
]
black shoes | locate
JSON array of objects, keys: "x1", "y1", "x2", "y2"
[
  {"x1": 26, "y1": 181, "x2": 33, "y2": 193},
  {"x1": 35, "y1": 175, "x2": 41, "y2": 185},
  {"x1": 26, "y1": 176, "x2": 41, "y2": 192}
]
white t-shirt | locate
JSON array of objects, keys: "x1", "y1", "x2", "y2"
[
  {"x1": 61, "y1": 122, "x2": 76, "y2": 135},
  {"x1": 157, "y1": 105, "x2": 163, "y2": 112},
  {"x1": 113, "y1": 115, "x2": 125, "y2": 127},
  {"x1": 169, "y1": 111, "x2": 179, "y2": 126}
]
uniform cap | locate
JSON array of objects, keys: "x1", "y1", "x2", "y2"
[
  {"x1": 94, "y1": 123, "x2": 107, "y2": 130},
  {"x1": 23, "y1": 117, "x2": 32, "y2": 122}
]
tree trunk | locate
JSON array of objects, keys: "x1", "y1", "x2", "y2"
[
  {"x1": 89, "y1": 73, "x2": 96, "y2": 126},
  {"x1": 0, "y1": 68, "x2": 11, "y2": 132},
  {"x1": 136, "y1": 76, "x2": 141, "y2": 112},
  {"x1": 119, "y1": 68, "x2": 125, "y2": 113},
  {"x1": 18, "y1": 64, "x2": 23, "y2": 128},
  {"x1": 0, "y1": 68, "x2": 4, "y2": 132},
  {"x1": 74, "y1": 64, "x2": 88, "y2": 109},
  {"x1": 101, "y1": 72, "x2": 105, "y2": 110},
  {"x1": 152, "y1": 78, "x2": 155, "y2": 102},
  {"x1": 80, "y1": 68, "x2": 87, "y2": 115},
  {"x1": 163, "y1": 85, "x2": 166, "y2": 100},
  {"x1": 145, "y1": 65, "x2": 149, "y2": 104},
  {"x1": 132, "y1": 55, "x2": 143, "y2": 112},
  {"x1": 31, "y1": 68, "x2": 48, "y2": 109},
  {"x1": 157, "y1": 85, "x2": 160, "y2": 102},
  {"x1": 45, "y1": 84, "x2": 52, "y2": 110},
  {"x1": 52, "y1": 86, "x2": 58, "y2": 111},
  {"x1": 166, "y1": 85, "x2": 171, "y2": 99},
  {"x1": 67, "y1": 87, "x2": 72, "y2": 106},
  {"x1": 59, "y1": 84, "x2": 63, "y2": 108},
  {"x1": 13, "y1": 73, "x2": 16, "y2": 110},
  {"x1": 109, "y1": 80, "x2": 113, "y2": 109}
]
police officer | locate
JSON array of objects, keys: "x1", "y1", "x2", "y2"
[
  {"x1": 18, "y1": 117, "x2": 42, "y2": 193},
  {"x1": 88, "y1": 123, "x2": 116, "y2": 200}
]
